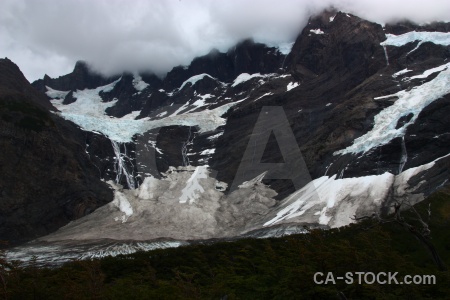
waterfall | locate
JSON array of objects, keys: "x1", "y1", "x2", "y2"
[
  {"x1": 383, "y1": 45, "x2": 389, "y2": 66},
  {"x1": 398, "y1": 136, "x2": 407, "y2": 174},
  {"x1": 111, "y1": 140, "x2": 136, "y2": 189},
  {"x1": 181, "y1": 127, "x2": 194, "y2": 166},
  {"x1": 281, "y1": 55, "x2": 288, "y2": 70}
]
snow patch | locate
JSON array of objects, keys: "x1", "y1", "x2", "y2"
[
  {"x1": 310, "y1": 29, "x2": 324, "y2": 35},
  {"x1": 207, "y1": 132, "x2": 224, "y2": 140},
  {"x1": 254, "y1": 92, "x2": 273, "y2": 101},
  {"x1": 232, "y1": 73, "x2": 274, "y2": 87},
  {"x1": 179, "y1": 166, "x2": 209, "y2": 204},
  {"x1": 200, "y1": 148, "x2": 215, "y2": 155},
  {"x1": 392, "y1": 68, "x2": 412, "y2": 78},
  {"x1": 287, "y1": 82, "x2": 299, "y2": 91}
]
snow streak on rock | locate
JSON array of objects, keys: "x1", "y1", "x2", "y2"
[
  {"x1": 179, "y1": 166, "x2": 208, "y2": 204},
  {"x1": 335, "y1": 62, "x2": 450, "y2": 155}
]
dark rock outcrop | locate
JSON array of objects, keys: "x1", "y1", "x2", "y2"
[{"x1": 0, "y1": 58, "x2": 113, "y2": 245}]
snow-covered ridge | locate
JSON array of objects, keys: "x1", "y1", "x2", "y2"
[
  {"x1": 179, "y1": 73, "x2": 215, "y2": 90},
  {"x1": 335, "y1": 62, "x2": 450, "y2": 155}
]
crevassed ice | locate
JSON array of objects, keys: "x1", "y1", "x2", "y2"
[
  {"x1": 59, "y1": 101, "x2": 241, "y2": 143},
  {"x1": 46, "y1": 86, "x2": 69, "y2": 99},
  {"x1": 381, "y1": 31, "x2": 450, "y2": 48},
  {"x1": 334, "y1": 62, "x2": 450, "y2": 155}
]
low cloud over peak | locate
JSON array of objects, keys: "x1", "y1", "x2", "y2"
[{"x1": 2, "y1": 0, "x2": 450, "y2": 82}]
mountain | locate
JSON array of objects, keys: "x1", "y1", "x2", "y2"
[
  {"x1": 0, "y1": 58, "x2": 113, "y2": 245},
  {"x1": 3, "y1": 11, "x2": 450, "y2": 261}
]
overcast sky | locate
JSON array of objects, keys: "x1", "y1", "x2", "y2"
[{"x1": 2, "y1": 0, "x2": 450, "y2": 82}]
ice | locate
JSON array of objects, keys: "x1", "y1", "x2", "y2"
[
  {"x1": 335, "y1": 62, "x2": 450, "y2": 155},
  {"x1": 121, "y1": 110, "x2": 141, "y2": 120},
  {"x1": 56, "y1": 100, "x2": 242, "y2": 143},
  {"x1": 238, "y1": 172, "x2": 267, "y2": 189},
  {"x1": 200, "y1": 148, "x2": 215, "y2": 155},
  {"x1": 132, "y1": 74, "x2": 149, "y2": 91},
  {"x1": 392, "y1": 68, "x2": 412, "y2": 78},
  {"x1": 232, "y1": 73, "x2": 274, "y2": 87},
  {"x1": 51, "y1": 78, "x2": 121, "y2": 117},
  {"x1": 179, "y1": 73, "x2": 215, "y2": 90},
  {"x1": 381, "y1": 31, "x2": 450, "y2": 53},
  {"x1": 264, "y1": 151, "x2": 445, "y2": 228},
  {"x1": 254, "y1": 92, "x2": 273, "y2": 101},
  {"x1": 263, "y1": 41, "x2": 294, "y2": 55},
  {"x1": 137, "y1": 176, "x2": 160, "y2": 200},
  {"x1": 179, "y1": 166, "x2": 208, "y2": 204},
  {"x1": 190, "y1": 94, "x2": 213, "y2": 109},
  {"x1": 156, "y1": 111, "x2": 168, "y2": 118},
  {"x1": 326, "y1": 103, "x2": 332, "y2": 107},
  {"x1": 112, "y1": 190, "x2": 134, "y2": 223},
  {"x1": 45, "y1": 86, "x2": 69, "y2": 99},
  {"x1": 286, "y1": 82, "x2": 299, "y2": 91},
  {"x1": 329, "y1": 15, "x2": 336, "y2": 22},
  {"x1": 409, "y1": 63, "x2": 449, "y2": 80},
  {"x1": 207, "y1": 132, "x2": 224, "y2": 140},
  {"x1": 310, "y1": 29, "x2": 324, "y2": 35}
]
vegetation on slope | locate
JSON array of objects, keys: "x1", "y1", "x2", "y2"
[{"x1": 1, "y1": 188, "x2": 449, "y2": 300}]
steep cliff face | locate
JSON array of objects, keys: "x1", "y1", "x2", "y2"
[
  {"x1": 5, "y1": 11, "x2": 450, "y2": 256},
  {"x1": 0, "y1": 58, "x2": 113, "y2": 245}
]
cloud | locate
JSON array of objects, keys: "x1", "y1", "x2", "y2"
[{"x1": 1, "y1": 0, "x2": 450, "y2": 82}]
